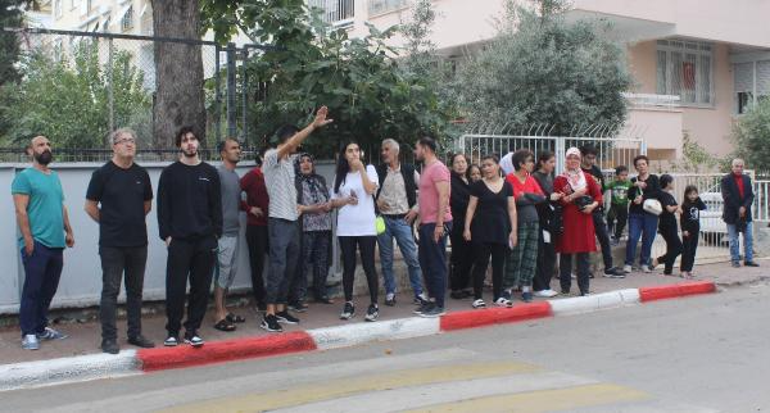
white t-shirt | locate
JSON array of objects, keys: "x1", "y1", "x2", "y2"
[{"x1": 333, "y1": 165, "x2": 379, "y2": 237}]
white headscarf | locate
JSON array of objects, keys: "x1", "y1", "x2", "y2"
[
  {"x1": 561, "y1": 147, "x2": 587, "y2": 193},
  {"x1": 500, "y1": 152, "x2": 515, "y2": 176}
]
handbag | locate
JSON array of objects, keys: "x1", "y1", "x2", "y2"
[
  {"x1": 643, "y1": 198, "x2": 663, "y2": 216},
  {"x1": 574, "y1": 195, "x2": 594, "y2": 211}
]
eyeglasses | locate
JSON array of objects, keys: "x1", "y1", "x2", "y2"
[{"x1": 114, "y1": 138, "x2": 136, "y2": 145}]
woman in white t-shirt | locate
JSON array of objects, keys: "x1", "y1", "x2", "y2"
[{"x1": 330, "y1": 142, "x2": 380, "y2": 322}]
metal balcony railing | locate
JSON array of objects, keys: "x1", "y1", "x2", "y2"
[{"x1": 308, "y1": 0, "x2": 355, "y2": 25}]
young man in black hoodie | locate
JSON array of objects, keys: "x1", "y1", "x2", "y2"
[{"x1": 157, "y1": 126, "x2": 222, "y2": 347}]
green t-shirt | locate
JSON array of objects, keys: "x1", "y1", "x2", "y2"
[
  {"x1": 605, "y1": 180, "x2": 632, "y2": 207},
  {"x1": 11, "y1": 167, "x2": 66, "y2": 249}
]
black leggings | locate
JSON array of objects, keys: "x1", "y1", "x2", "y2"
[
  {"x1": 681, "y1": 231, "x2": 699, "y2": 272},
  {"x1": 450, "y1": 226, "x2": 474, "y2": 292},
  {"x1": 657, "y1": 225, "x2": 683, "y2": 274},
  {"x1": 471, "y1": 242, "x2": 506, "y2": 301},
  {"x1": 339, "y1": 236, "x2": 379, "y2": 304}
]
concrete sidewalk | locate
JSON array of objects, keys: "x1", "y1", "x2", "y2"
[{"x1": 0, "y1": 259, "x2": 765, "y2": 366}]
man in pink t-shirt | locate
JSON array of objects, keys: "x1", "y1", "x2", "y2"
[{"x1": 414, "y1": 136, "x2": 452, "y2": 318}]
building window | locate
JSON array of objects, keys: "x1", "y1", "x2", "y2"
[
  {"x1": 368, "y1": 0, "x2": 408, "y2": 16},
  {"x1": 54, "y1": 0, "x2": 63, "y2": 18},
  {"x1": 656, "y1": 40, "x2": 714, "y2": 106},
  {"x1": 121, "y1": 6, "x2": 134, "y2": 32},
  {"x1": 308, "y1": 0, "x2": 354, "y2": 24}
]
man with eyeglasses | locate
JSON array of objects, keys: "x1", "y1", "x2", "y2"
[{"x1": 85, "y1": 129, "x2": 155, "y2": 354}]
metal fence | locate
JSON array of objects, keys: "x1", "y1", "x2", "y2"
[{"x1": 1, "y1": 27, "x2": 262, "y2": 148}]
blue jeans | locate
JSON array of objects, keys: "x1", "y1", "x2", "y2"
[
  {"x1": 19, "y1": 242, "x2": 64, "y2": 337},
  {"x1": 418, "y1": 222, "x2": 451, "y2": 309},
  {"x1": 727, "y1": 223, "x2": 754, "y2": 263},
  {"x1": 625, "y1": 212, "x2": 658, "y2": 267},
  {"x1": 378, "y1": 216, "x2": 423, "y2": 297}
]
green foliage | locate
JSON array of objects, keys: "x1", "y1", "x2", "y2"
[
  {"x1": 452, "y1": 0, "x2": 632, "y2": 134},
  {"x1": 734, "y1": 97, "x2": 770, "y2": 171},
  {"x1": 201, "y1": 0, "x2": 456, "y2": 158},
  {"x1": 0, "y1": 0, "x2": 27, "y2": 86},
  {"x1": 0, "y1": 42, "x2": 152, "y2": 148},
  {"x1": 669, "y1": 132, "x2": 721, "y2": 172}
]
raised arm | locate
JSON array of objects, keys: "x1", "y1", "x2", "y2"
[{"x1": 276, "y1": 106, "x2": 334, "y2": 159}]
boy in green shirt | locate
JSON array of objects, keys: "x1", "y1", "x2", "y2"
[{"x1": 605, "y1": 165, "x2": 632, "y2": 244}]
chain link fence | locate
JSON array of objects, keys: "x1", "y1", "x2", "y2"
[{"x1": 1, "y1": 27, "x2": 263, "y2": 151}]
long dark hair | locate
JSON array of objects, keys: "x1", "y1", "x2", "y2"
[
  {"x1": 334, "y1": 142, "x2": 360, "y2": 194},
  {"x1": 682, "y1": 185, "x2": 699, "y2": 207}
]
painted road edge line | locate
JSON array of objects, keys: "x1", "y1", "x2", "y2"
[{"x1": 0, "y1": 281, "x2": 716, "y2": 392}]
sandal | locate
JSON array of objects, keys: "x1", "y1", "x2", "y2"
[
  {"x1": 214, "y1": 319, "x2": 236, "y2": 332},
  {"x1": 226, "y1": 313, "x2": 246, "y2": 323}
]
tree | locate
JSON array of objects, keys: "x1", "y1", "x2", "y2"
[
  {"x1": 0, "y1": 43, "x2": 151, "y2": 148},
  {"x1": 452, "y1": 0, "x2": 633, "y2": 135},
  {"x1": 201, "y1": 0, "x2": 455, "y2": 158},
  {"x1": 734, "y1": 97, "x2": 770, "y2": 172},
  {"x1": 152, "y1": 0, "x2": 206, "y2": 147}
]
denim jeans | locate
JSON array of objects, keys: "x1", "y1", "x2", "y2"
[
  {"x1": 378, "y1": 216, "x2": 423, "y2": 297},
  {"x1": 99, "y1": 246, "x2": 148, "y2": 341},
  {"x1": 19, "y1": 241, "x2": 64, "y2": 337},
  {"x1": 727, "y1": 223, "x2": 754, "y2": 263},
  {"x1": 418, "y1": 222, "x2": 451, "y2": 309},
  {"x1": 625, "y1": 212, "x2": 659, "y2": 267}
]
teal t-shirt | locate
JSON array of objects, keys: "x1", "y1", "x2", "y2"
[{"x1": 11, "y1": 168, "x2": 66, "y2": 249}]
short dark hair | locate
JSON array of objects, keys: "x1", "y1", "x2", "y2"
[
  {"x1": 417, "y1": 136, "x2": 437, "y2": 153},
  {"x1": 633, "y1": 155, "x2": 649, "y2": 167},
  {"x1": 480, "y1": 154, "x2": 500, "y2": 164},
  {"x1": 175, "y1": 126, "x2": 196, "y2": 147},
  {"x1": 274, "y1": 124, "x2": 299, "y2": 145},
  {"x1": 580, "y1": 144, "x2": 598, "y2": 157},
  {"x1": 217, "y1": 138, "x2": 239, "y2": 154},
  {"x1": 660, "y1": 173, "x2": 674, "y2": 188},
  {"x1": 537, "y1": 150, "x2": 555, "y2": 169},
  {"x1": 512, "y1": 149, "x2": 534, "y2": 171},
  {"x1": 615, "y1": 165, "x2": 628, "y2": 175}
]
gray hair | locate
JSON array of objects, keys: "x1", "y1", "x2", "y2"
[
  {"x1": 110, "y1": 128, "x2": 137, "y2": 145},
  {"x1": 732, "y1": 158, "x2": 745, "y2": 167},
  {"x1": 382, "y1": 138, "x2": 400, "y2": 152}
]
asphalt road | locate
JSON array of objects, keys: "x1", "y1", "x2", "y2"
[{"x1": 4, "y1": 283, "x2": 770, "y2": 413}]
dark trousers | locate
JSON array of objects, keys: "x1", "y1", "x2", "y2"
[
  {"x1": 165, "y1": 236, "x2": 216, "y2": 337},
  {"x1": 471, "y1": 242, "x2": 506, "y2": 301},
  {"x1": 290, "y1": 231, "x2": 331, "y2": 303},
  {"x1": 534, "y1": 230, "x2": 555, "y2": 292},
  {"x1": 19, "y1": 242, "x2": 63, "y2": 337},
  {"x1": 593, "y1": 211, "x2": 614, "y2": 270},
  {"x1": 419, "y1": 222, "x2": 451, "y2": 309},
  {"x1": 449, "y1": 225, "x2": 474, "y2": 292},
  {"x1": 246, "y1": 225, "x2": 268, "y2": 306},
  {"x1": 99, "y1": 246, "x2": 148, "y2": 341},
  {"x1": 339, "y1": 236, "x2": 378, "y2": 304},
  {"x1": 657, "y1": 226, "x2": 683, "y2": 274},
  {"x1": 607, "y1": 204, "x2": 628, "y2": 240},
  {"x1": 559, "y1": 252, "x2": 590, "y2": 295},
  {"x1": 266, "y1": 218, "x2": 300, "y2": 305},
  {"x1": 681, "y1": 231, "x2": 699, "y2": 272}
]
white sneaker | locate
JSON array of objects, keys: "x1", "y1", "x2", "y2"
[
  {"x1": 494, "y1": 297, "x2": 513, "y2": 308},
  {"x1": 642, "y1": 265, "x2": 652, "y2": 273},
  {"x1": 471, "y1": 299, "x2": 486, "y2": 309},
  {"x1": 22, "y1": 334, "x2": 39, "y2": 350},
  {"x1": 623, "y1": 264, "x2": 632, "y2": 274},
  {"x1": 535, "y1": 289, "x2": 558, "y2": 298}
]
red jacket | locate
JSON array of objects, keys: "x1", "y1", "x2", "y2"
[{"x1": 240, "y1": 167, "x2": 269, "y2": 227}]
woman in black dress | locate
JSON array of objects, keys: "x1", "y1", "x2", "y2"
[
  {"x1": 449, "y1": 153, "x2": 474, "y2": 299},
  {"x1": 463, "y1": 155, "x2": 518, "y2": 309}
]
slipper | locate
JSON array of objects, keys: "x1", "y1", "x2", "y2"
[
  {"x1": 226, "y1": 313, "x2": 246, "y2": 323},
  {"x1": 214, "y1": 319, "x2": 236, "y2": 332}
]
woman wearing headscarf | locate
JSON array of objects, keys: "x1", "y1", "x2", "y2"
[
  {"x1": 288, "y1": 153, "x2": 334, "y2": 311},
  {"x1": 553, "y1": 147, "x2": 603, "y2": 296}
]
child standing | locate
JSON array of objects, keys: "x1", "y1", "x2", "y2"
[
  {"x1": 653, "y1": 174, "x2": 683, "y2": 275},
  {"x1": 680, "y1": 185, "x2": 707, "y2": 278},
  {"x1": 605, "y1": 166, "x2": 632, "y2": 244}
]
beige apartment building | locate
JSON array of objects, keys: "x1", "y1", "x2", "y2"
[{"x1": 311, "y1": 0, "x2": 770, "y2": 160}]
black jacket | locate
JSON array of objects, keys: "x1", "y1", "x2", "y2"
[
  {"x1": 721, "y1": 173, "x2": 754, "y2": 224},
  {"x1": 375, "y1": 163, "x2": 417, "y2": 208}
]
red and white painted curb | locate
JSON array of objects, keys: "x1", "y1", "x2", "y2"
[{"x1": 0, "y1": 281, "x2": 716, "y2": 391}]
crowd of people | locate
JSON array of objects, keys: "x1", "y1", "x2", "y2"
[{"x1": 11, "y1": 107, "x2": 760, "y2": 353}]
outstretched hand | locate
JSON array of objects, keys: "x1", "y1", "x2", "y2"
[{"x1": 313, "y1": 106, "x2": 334, "y2": 129}]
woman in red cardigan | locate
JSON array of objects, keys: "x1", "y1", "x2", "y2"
[{"x1": 553, "y1": 147, "x2": 603, "y2": 296}]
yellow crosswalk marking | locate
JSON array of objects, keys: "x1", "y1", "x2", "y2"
[
  {"x1": 159, "y1": 362, "x2": 540, "y2": 413},
  {"x1": 405, "y1": 383, "x2": 649, "y2": 413}
]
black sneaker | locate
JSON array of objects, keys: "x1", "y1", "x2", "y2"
[
  {"x1": 184, "y1": 332, "x2": 204, "y2": 347},
  {"x1": 163, "y1": 336, "x2": 179, "y2": 347},
  {"x1": 413, "y1": 293, "x2": 429, "y2": 306},
  {"x1": 419, "y1": 305, "x2": 446, "y2": 318},
  {"x1": 414, "y1": 302, "x2": 434, "y2": 315},
  {"x1": 261, "y1": 314, "x2": 283, "y2": 332},
  {"x1": 101, "y1": 339, "x2": 119, "y2": 354},
  {"x1": 364, "y1": 304, "x2": 379, "y2": 322},
  {"x1": 521, "y1": 292, "x2": 533, "y2": 303},
  {"x1": 745, "y1": 261, "x2": 760, "y2": 267},
  {"x1": 275, "y1": 310, "x2": 300, "y2": 325},
  {"x1": 340, "y1": 302, "x2": 355, "y2": 320},
  {"x1": 256, "y1": 302, "x2": 267, "y2": 312},
  {"x1": 128, "y1": 335, "x2": 155, "y2": 349},
  {"x1": 384, "y1": 293, "x2": 396, "y2": 307},
  {"x1": 603, "y1": 267, "x2": 626, "y2": 278},
  {"x1": 288, "y1": 302, "x2": 308, "y2": 313}
]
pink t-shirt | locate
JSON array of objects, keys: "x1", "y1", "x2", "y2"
[{"x1": 419, "y1": 160, "x2": 453, "y2": 224}]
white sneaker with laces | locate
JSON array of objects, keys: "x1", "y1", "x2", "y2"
[
  {"x1": 22, "y1": 334, "x2": 39, "y2": 350},
  {"x1": 471, "y1": 299, "x2": 486, "y2": 309},
  {"x1": 535, "y1": 289, "x2": 558, "y2": 298},
  {"x1": 623, "y1": 264, "x2": 632, "y2": 274}
]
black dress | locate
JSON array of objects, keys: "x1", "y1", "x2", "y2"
[
  {"x1": 450, "y1": 173, "x2": 474, "y2": 292},
  {"x1": 470, "y1": 179, "x2": 513, "y2": 245}
]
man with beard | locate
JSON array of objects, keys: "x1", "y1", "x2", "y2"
[
  {"x1": 12, "y1": 135, "x2": 75, "y2": 350},
  {"x1": 157, "y1": 127, "x2": 222, "y2": 347}
]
